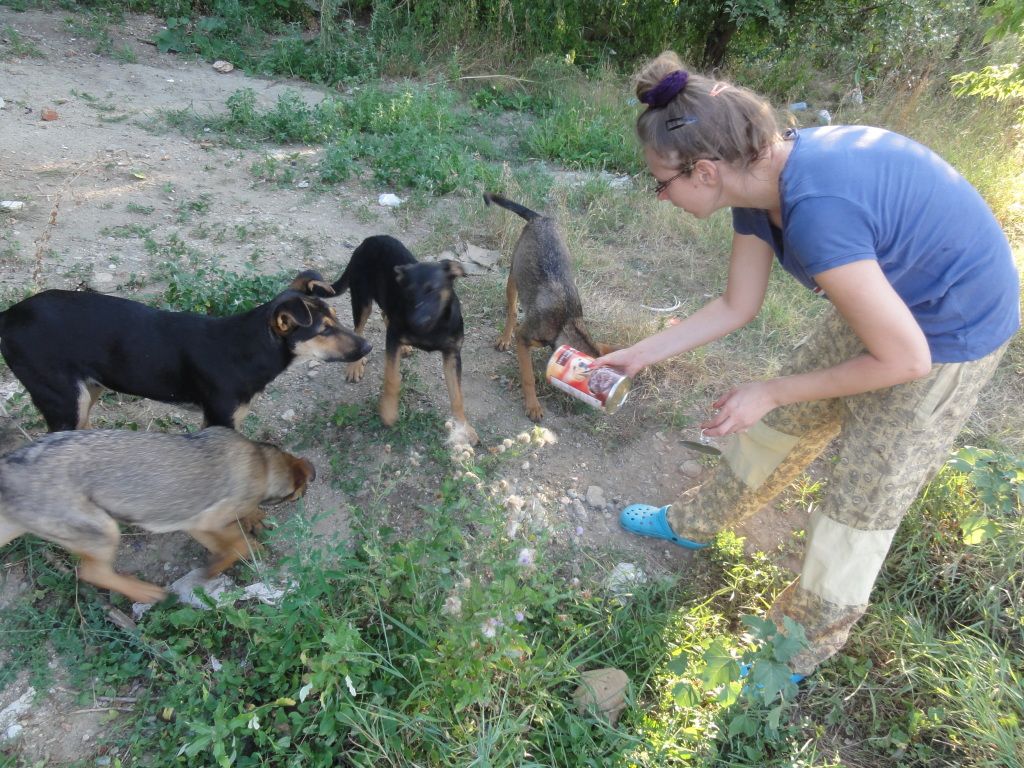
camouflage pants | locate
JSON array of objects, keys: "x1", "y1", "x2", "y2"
[{"x1": 668, "y1": 308, "x2": 1008, "y2": 674}]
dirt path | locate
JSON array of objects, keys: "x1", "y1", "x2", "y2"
[{"x1": 0, "y1": 9, "x2": 803, "y2": 762}]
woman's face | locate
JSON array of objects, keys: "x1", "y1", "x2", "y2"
[{"x1": 645, "y1": 146, "x2": 721, "y2": 219}]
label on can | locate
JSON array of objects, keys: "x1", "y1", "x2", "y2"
[{"x1": 546, "y1": 345, "x2": 631, "y2": 414}]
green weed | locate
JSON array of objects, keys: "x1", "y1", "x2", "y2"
[
  {"x1": 524, "y1": 101, "x2": 639, "y2": 173},
  {"x1": 0, "y1": 24, "x2": 42, "y2": 58},
  {"x1": 157, "y1": 262, "x2": 289, "y2": 316}
]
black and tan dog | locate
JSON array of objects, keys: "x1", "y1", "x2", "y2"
[
  {"x1": 484, "y1": 193, "x2": 615, "y2": 421},
  {"x1": 0, "y1": 427, "x2": 315, "y2": 604},
  {"x1": 0, "y1": 272, "x2": 370, "y2": 431},
  {"x1": 326, "y1": 235, "x2": 478, "y2": 444}
]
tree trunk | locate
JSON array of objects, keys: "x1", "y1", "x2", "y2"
[{"x1": 702, "y1": 10, "x2": 737, "y2": 69}]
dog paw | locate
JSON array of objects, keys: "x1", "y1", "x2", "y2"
[
  {"x1": 124, "y1": 580, "x2": 167, "y2": 605},
  {"x1": 495, "y1": 336, "x2": 512, "y2": 352},
  {"x1": 346, "y1": 358, "x2": 367, "y2": 383},
  {"x1": 526, "y1": 401, "x2": 544, "y2": 422},
  {"x1": 400, "y1": 344, "x2": 415, "y2": 358},
  {"x1": 448, "y1": 421, "x2": 479, "y2": 447},
  {"x1": 379, "y1": 398, "x2": 399, "y2": 426}
]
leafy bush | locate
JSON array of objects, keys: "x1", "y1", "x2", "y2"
[{"x1": 158, "y1": 263, "x2": 289, "y2": 316}]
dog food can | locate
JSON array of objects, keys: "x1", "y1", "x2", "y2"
[{"x1": 546, "y1": 345, "x2": 631, "y2": 414}]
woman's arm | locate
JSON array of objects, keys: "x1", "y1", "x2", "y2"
[
  {"x1": 593, "y1": 232, "x2": 774, "y2": 377},
  {"x1": 701, "y1": 258, "x2": 932, "y2": 436}
]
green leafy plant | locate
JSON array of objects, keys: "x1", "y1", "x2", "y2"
[
  {"x1": 158, "y1": 263, "x2": 288, "y2": 316},
  {"x1": 947, "y1": 445, "x2": 1023, "y2": 544}
]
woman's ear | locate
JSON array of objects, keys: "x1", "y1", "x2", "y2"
[{"x1": 694, "y1": 158, "x2": 719, "y2": 185}]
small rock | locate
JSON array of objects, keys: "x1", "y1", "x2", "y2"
[
  {"x1": 571, "y1": 499, "x2": 587, "y2": 520},
  {"x1": 378, "y1": 193, "x2": 403, "y2": 207},
  {"x1": 605, "y1": 562, "x2": 647, "y2": 596},
  {"x1": 212, "y1": 60, "x2": 234, "y2": 74},
  {"x1": 40, "y1": 107, "x2": 58, "y2": 121},
  {"x1": 0, "y1": 97, "x2": 5, "y2": 110},
  {"x1": 585, "y1": 485, "x2": 606, "y2": 508},
  {"x1": 572, "y1": 668, "x2": 630, "y2": 727},
  {"x1": 680, "y1": 460, "x2": 702, "y2": 478},
  {"x1": 280, "y1": 408, "x2": 296, "y2": 422}
]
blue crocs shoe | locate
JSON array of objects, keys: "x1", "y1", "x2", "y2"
[{"x1": 619, "y1": 504, "x2": 710, "y2": 550}]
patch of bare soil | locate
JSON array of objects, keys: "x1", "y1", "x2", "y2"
[{"x1": 0, "y1": 9, "x2": 806, "y2": 763}]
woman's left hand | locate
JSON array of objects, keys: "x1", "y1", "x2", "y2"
[{"x1": 700, "y1": 381, "x2": 780, "y2": 436}]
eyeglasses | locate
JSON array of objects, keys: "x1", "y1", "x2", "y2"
[
  {"x1": 651, "y1": 157, "x2": 720, "y2": 196},
  {"x1": 653, "y1": 169, "x2": 688, "y2": 196}
]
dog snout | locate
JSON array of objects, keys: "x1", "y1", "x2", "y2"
[{"x1": 328, "y1": 327, "x2": 371, "y2": 362}]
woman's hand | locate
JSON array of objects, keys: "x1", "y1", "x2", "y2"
[
  {"x1": 700, "y1": 381, "x2": 780, "y2": 436},
  {"x1": 592, "y1": 346, "x2": 648, "y2": 379}
]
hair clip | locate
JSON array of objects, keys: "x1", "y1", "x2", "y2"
[
  {"x1": 665, "y1": 116, "x2": 698, "y2": 131},
  {"x1": 709, "y1": 82, "x2": 731, "y2": 97}
]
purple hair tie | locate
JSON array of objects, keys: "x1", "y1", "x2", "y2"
[{"x1": 640, "y1": 70, "x2": 689, "y2": 108}]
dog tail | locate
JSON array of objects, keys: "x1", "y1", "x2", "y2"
[
  {"x1": 483, "y1": 192, "x2": 540, "y2": 222},
  {"x1": 330, "y1": 262, "x2": 352, "y2": 296}
]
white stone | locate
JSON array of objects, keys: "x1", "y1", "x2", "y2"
[{"x1": 605, "y1": 563, "x2": 647, "y2": 596}]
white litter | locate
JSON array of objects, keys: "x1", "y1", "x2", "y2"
[
  {"x1": 378, "y1": 193, "x2": 403, "y2": 207},
  {"x1": 0, "y1": 201, "x2": 25, "y2": 212},
  {"x1": 639, "y1": 296, "x2": 681, "y2": 312},
  {"x1": 131, "y1": 567, "x2": 295, "y2": 619}
]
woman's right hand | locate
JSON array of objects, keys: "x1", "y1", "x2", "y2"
[{"x1": 593, "y1": 346, "x2": 648, "y2": 378}]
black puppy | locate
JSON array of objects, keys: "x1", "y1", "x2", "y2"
[
  {"x1": 0, "y1": 272, "x2": 370, "y2": 431},
  {"x1": 329, "y1": 235, "x2": 477, "y2": 445}
]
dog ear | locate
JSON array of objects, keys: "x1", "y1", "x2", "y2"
[
  {"x1": 394, "y1": 265, "x2": 408, "y2": 285},
  {"x1": 289, "y1": 270, "x2": 335, "y2": 297},
  {"x1": 272, "y1": 296, "x2": 314, "y2": 336},
  {"x1": 441, "y1": 260, "x2": 465, "y2": 279}
]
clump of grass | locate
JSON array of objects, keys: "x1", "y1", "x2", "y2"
[
  {"x1": 0, "y1": 24, "x2": 43, "y2": 59},
  {"x1": 176, "y1": 85, "x2": 503, "y2": 194},
  {"x1": 156, "y1": 262, "x2": 289, "y2": 316}
]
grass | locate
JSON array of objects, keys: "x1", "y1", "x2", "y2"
[
  {"x1": 1, "y1": 440, "x2": 1019, "y2": 766},
  {"x1": 0, "y1": 23, "x2": 42, "y2": 58}
]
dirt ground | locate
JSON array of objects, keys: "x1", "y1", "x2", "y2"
[{"x1": 0, "y1": 9, "x2": 807, "y2": 763}]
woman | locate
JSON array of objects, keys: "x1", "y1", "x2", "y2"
[{"x1": 595, "y1": 51, "x2": 1020, "y2": 677}]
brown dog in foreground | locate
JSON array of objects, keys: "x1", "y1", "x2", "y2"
[
  {"x1": 0, "y1": 427, "x2": 315, "y2": 603},
  {"x1": 484, "y1": 193, "x2": 615, "y2": 421}
]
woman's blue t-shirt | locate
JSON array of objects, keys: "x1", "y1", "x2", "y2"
[{"x1": 733, "y1": 126, "x2": 1020, "y2": 363}]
